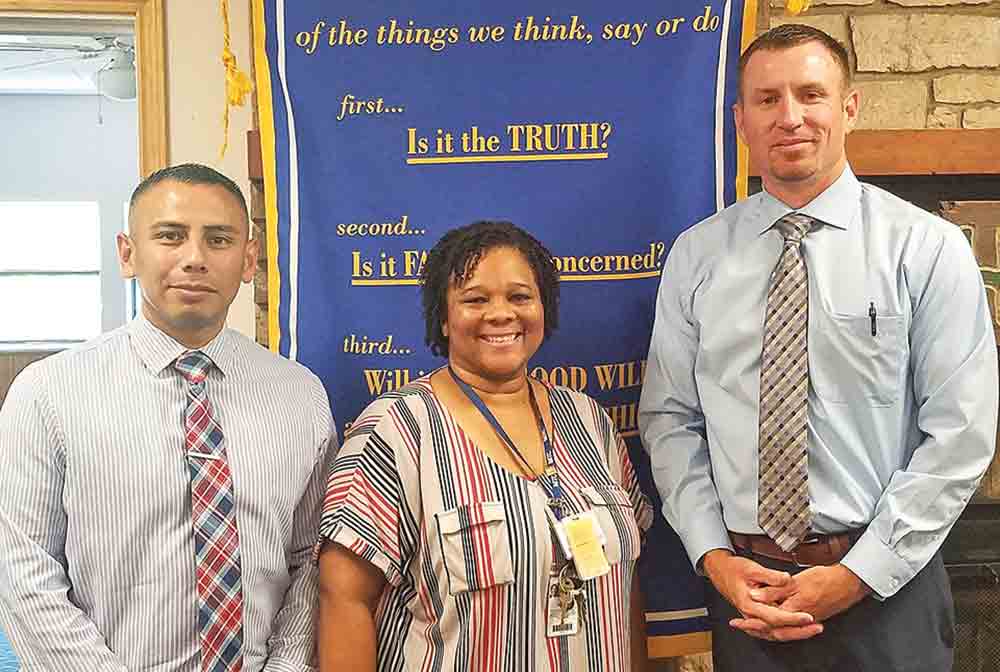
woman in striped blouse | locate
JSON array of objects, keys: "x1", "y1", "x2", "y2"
[{"x1": 317, "y1": 221, "x2": 653, "y2": 671}]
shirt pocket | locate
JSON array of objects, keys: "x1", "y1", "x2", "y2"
[
  {"x1": 435, "y1": 501, "x2": 515, "y2": 596},
  {"x1": 580, "y1": 485, "x2": 641, "y2": 565},
  {"x1": 810, "y1": 308, "x2": 906, "y2": 407}
]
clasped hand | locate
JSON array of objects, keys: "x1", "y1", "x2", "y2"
[{"x1": 702, "y1": 550, "x2": 870, "y2": 642}]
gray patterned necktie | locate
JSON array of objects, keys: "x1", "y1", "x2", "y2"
[{"x1": 757, "y1": 213, "x2": 814, "y2": 551}]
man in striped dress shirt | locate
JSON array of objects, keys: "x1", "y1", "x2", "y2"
[{"x1": 0, "y1": 164, "x2": 336, "y2": 671}]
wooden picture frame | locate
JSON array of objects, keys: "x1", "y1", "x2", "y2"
[{"x1": 0, "y1": 0, "x2": 168, "y2": 176}]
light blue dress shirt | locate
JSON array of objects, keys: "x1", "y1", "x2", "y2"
[{"x1": 639, "y1": 166, "x2": 998, "y2": 598}]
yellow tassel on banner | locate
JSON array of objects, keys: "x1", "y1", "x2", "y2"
[
  {"x1": 220, "y1": 0, "x2": 254, "y2": 159},
  {"x1": 785, "y1": 0, "x2": 812, "y2": 15}
]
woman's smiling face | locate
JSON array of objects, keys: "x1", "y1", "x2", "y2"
[{"x1": 443, "y1": 246, "x2": 545, "y2": 388}]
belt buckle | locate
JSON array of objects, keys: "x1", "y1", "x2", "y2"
[{"x1": 790, "y1": 536, "x2": 820, "y2": 568}]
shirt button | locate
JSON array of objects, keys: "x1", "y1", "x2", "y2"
[{"x1": 890, "y1": 578, "x2": 900, "y2": 587}]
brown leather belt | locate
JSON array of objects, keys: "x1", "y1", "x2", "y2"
[{"x1": 729, "y1": 531, "x2": 862, "y2": 567}]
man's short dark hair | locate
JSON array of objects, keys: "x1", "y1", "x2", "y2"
[
  {"x1": 129, "y1": 163, "x2": 249, "y2": 220},
  {"x1": 738, "y1": 24, "x2": 852, "y2": 100},
  {"x1": 420, "y1": 220, "x2": 560, "y2": 357}
]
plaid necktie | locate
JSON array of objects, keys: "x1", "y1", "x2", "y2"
[
  {"x1": 175, "y1": 351, "x2": 244, "y2": 672},
  {"x1": 757, "y1": 213, "x2": 814, "y2": 552}
]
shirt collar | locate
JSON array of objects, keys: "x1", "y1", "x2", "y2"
[
  {"x1": 754, "y1": 165, "x2": 861, "y2": 236},
  {"x1": 127, "y1": 313, "x2": 237, "y2": 378}
]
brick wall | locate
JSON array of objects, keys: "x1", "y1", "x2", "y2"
[{"x1": 769, "y1": 0, "x2": 1000, "y2": 129}]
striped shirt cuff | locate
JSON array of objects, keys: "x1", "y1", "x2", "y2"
[{"x1": 262, "y1": 658, "x2": 317, "y2": 672}]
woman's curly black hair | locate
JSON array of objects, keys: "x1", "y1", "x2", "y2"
[{"x1": 420, "y1": 221, "x2": 560, "y2": 357}]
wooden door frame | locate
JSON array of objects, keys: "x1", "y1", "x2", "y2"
[{"x1": 0, "y1": 0, "x2": 167, "y2": 176}]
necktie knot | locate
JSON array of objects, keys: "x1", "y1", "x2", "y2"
[
  {"x1": 174, "y1": 350, "x2": 214, "y2": 386},
  {"x1": 775, "y1": 213, "x2": 814, "y2": 246}
]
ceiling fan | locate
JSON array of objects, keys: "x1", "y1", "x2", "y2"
[{"x1": 0, "y1": 34, "x2": 136, "y2": 100}]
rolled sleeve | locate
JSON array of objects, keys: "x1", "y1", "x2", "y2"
[{"x1": 317, "y1": 400, "x2": 413, "y2": 589}]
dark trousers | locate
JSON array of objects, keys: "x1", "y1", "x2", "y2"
[{"x1": 708, "y1": 550, "x2": 955, "y2": 672}]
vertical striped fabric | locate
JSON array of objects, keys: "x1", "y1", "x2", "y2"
[
  {"x1": 319, "y1": 376, "x2": 653, "y2": 672},
  {"x1": 0, "y1": 317, "x2": 336, "y2": 671}
]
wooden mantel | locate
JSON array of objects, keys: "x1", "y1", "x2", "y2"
[{"x1": 845, "y1": 129, "x2": 1000, "y2": 176}]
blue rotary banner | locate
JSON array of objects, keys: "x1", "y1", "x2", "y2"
[{"x1": 254, "y1": 0, "x2": 754, "y2": 655}]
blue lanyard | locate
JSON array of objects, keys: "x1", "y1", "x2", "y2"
[{"x1": 448, "y1": 367, "x2": 565, "y2": 518}]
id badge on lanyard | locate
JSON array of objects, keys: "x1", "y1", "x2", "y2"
[
  {"x1": 543, "y1": 506, "x2": 611, "y2": 581},
  {"x1": 448, "y1": 368, "x2": 611, "y2": 637}
]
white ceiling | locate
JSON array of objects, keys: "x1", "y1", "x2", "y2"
[{"x1": 0, "y1": 15, "x2": 134, "y2": 95}]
